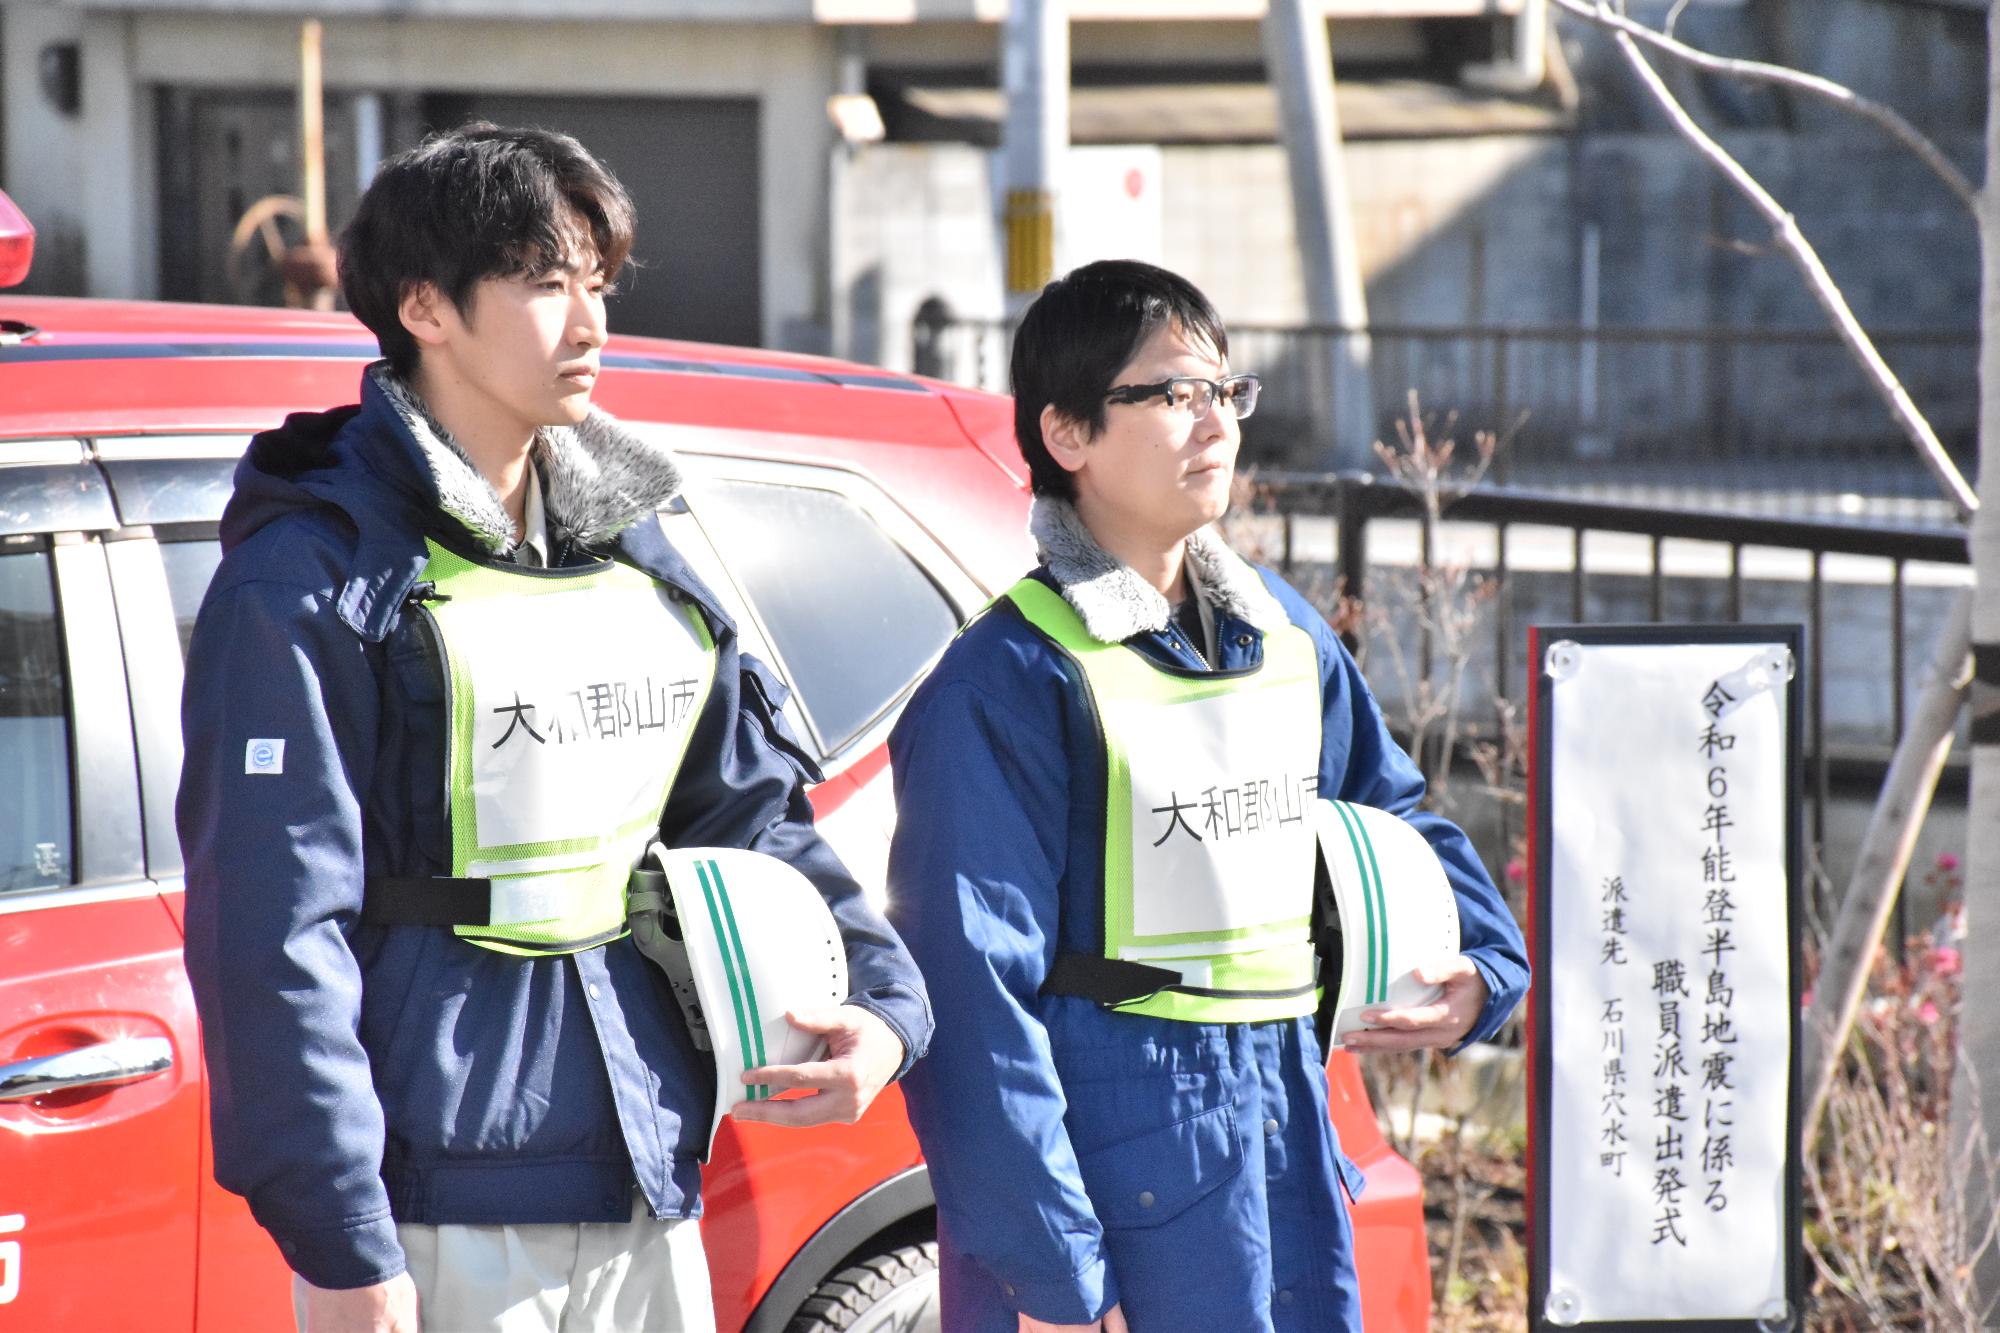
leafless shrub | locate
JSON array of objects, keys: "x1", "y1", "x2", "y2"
[
  {"x1": 1358, "y1": 392, "x2": 1503, "y2": 816},
  {"x1": 1802, "y1": 855, "x2": 1999, "y2": 1330}
]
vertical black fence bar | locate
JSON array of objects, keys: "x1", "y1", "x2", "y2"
[
  {"x1": 1729, "y1": 543, "x2": 1744, "y2": 622},
  {"x1": 1649, "y1": 535, "x2": 1665, "y2": 622},
  {"x1": 1891, "y1": 559, "x2": 1909, "y2": 959},
  {"x1": 1493, "y1": 330, "x2": 1512, "y2": 486},
  {"x1": 1810, "y1": 551, "x2": 1828, "y2": 856},
  {"x1": 1890, "y1": 561, "x2": 1908, "y2": 739},
  {"x1": 1494, "y1": 522, "x2": 1514, "y2": 881},
  {"x1": 1418, "y1": 504, "x2": 1436, "y2": 706},
  {"x1": 1571, "y1": 529, "x2": 1586, "y2": 621},
  {"x1": 1334, "y1": 476, "x2": 1367, "y2": 655},
  {"x1": 1281, "y1": 511, "x2": 1296, "y2": 580},
  {"x1": 1494, "y1": 523, "x2": 1513, "y2": 704}
]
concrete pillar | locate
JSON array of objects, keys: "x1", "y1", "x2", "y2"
[
  {"x1": 1263, "y1": 0, "x2": 1374, "y2": 468},
  {"x1": 79, "y1": 12, "x2": 155, "y2": 299},
  {"x1": 1, "y1": 5, "x2": 90, "y2": 294},
  {"x1": 1001, "y1": 0, "x2": 1067, "y2": 317}
]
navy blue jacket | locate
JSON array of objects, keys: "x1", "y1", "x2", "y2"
[
  {"x1": 887, "y1": 560, "x2": 1528, "y2": 1331},
  {"x1": 178, "y1": 370, "x2": 931, "y2": 1289}
]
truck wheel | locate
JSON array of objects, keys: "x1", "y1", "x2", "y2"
[{"x1": 784, "y1": 1240, "x2": 940, "y2": 1333}]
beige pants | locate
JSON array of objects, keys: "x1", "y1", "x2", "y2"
[{"x1": 294, "y1": 1197, "x2": 716, "y2": 1333}]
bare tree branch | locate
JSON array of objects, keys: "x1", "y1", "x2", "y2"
[
  {"x1": 1596, "y1": 14, "x2": 1978, "y2": 517},
  {"x1": 1804, "y1": 587, "x2": 1973, "y2": 1144},
  {"x1": 1577, "y1": 0, "x2": 1983, "y2": 1165},
  {"x1": 1550, "y1": 0, "x2": 1980, "y2": 214}
]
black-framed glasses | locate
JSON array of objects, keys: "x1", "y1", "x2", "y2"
[{"x1": 1104, "y1": 373, "x2": 1262, "y2": 421}]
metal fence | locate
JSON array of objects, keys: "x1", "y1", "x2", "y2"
[
  {"x1": 915, "y1": 315, "x2": 1979, "y2": 496},
  {"x1": 1244, "y1": 470, "x2": 1970, "y2": 941}
]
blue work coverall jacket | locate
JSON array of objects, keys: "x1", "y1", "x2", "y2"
[
  {"x1": 886, "y1": 537, "x2": 1528, "y2": 1332},
  {"x1": 178, "y1": 367, "x2": 932, "y2": 1291}
]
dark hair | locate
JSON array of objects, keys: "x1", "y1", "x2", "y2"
[
  {"x1": 1009, "y1": 259, "x2": 1230, "y2": 499},
  {"x1": 338, "y1": 122, "x2": 636, "y2": 376}
]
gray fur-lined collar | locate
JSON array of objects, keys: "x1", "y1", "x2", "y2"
[
  {"x1": 372, "y1": 364, "x2": 683, "y2": 553},
  {"x1": 1029, "y1": 495, "x2": 1287, "y2": 643}
]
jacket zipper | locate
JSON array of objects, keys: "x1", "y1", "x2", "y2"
[{"x1": 1173, "y1": 625, "x2": 1211, "y2": 671}]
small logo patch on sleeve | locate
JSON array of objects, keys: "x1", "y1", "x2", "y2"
[{"x1": 245, "y1": 739, "x2": 286, "y2": 775}]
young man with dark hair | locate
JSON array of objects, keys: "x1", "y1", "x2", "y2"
[
  {"x1": 179, "y1": 123, "x2": 930, "y2": 1333},
  {"x1": 886, "y1": 259, "x2": 1529, "y2": 1331}
]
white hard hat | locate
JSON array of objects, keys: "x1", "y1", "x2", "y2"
[
  {"x1": 1311, "y1": 800, "x2": 1463, "y2": 1049},
  {"x1": 630, "y1": 845, "x2": 849, "y2": 1152}
]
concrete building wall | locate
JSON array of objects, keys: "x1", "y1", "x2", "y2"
[
  {"x1": 2, "y1": 4, "x2": 92, "y2": 295},
  {"x1": 1566, "y1": 0, "x2": 1987, "y2": 141},
  {"x1": 1, "y1": 8, "x2": 837, "y2": 347},
  {"x1": 835, "y1": 128, "x2": 1979, "y2": 475},
  {"x1": 839, "y1": 129, "x2": 1979, "y2": 349}
]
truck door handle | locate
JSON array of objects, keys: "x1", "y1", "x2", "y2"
[{"x1": 0, "y1": 1037, "x2": 173, "y2": 1101}]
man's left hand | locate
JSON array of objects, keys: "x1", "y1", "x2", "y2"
[
  {"x1": 1341, "y1": 955, "x2": 1490, "y2": 1053},
  {"x1": 730, "y1": 1005, "x2": 905, "y2": 1127}
]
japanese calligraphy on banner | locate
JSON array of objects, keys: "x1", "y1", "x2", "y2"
[{"x1": 1528, "y1": 625, "x2": 1803, "y2": 1333}]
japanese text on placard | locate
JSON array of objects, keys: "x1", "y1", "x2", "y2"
[
  {"x1": 1150, "y1": 774, "x2": 1319, "y2": 847},
  {"x1": 490, "y1": 675, "x2": 703, "y2": 751},
  {"x1": 1699, "y1": 683, "x2": 1739, "y2": 1220}
]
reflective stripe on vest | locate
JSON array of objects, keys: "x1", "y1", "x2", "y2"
[
  {"x1": 1004, "y1": 575, "x2": 1324, "y2": 1023},
  {"x1": 414, "y1": 539, "x2": 719, "y2": 955}
]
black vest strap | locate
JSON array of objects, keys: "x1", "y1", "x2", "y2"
[
  {"x1": 362, "y1": 876, "x2": 493, "y2": 927},
  {"x1": 1042, "y1": 846, "x2": 1347, "y2": 1019},
  {"x1": 1043, "y1": 846, "x2": 1349, "y2": 1016},
  {"x1": 1312, "y1": 847, "x2": 1344, "y2": 1052},
  {"x1": 1041, "y1": 954, "x2": 1184, "y2": 1006}
]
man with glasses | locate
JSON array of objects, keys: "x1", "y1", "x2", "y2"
[{"x1": 884, "y1": 260, "x2": 1527, "y2": 1331}]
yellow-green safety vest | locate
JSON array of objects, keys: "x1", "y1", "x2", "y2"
[
  {"x1": 1005, "y1": 574, "x2": 1325, "y2": 1023},
  {"x1": 403, "y1": 539, "x2": 719, "y2": 955}
]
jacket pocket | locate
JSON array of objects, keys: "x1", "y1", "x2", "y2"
[
  {"x1": 1334, "y1": 1149, "x2": 1368, "y2": 1206},
  {"x1": 1075, "y1": 1103, "x2": 1243, "y2": 1229}
]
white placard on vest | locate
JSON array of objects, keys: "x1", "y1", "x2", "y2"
[
  {"x1": 1529, "y1": 626, "x2": 1802, "y2": 1332},
  {"x1": 1111, "y1": 682, "x2": 1321, "y2": 950},
  {"x1": 452, "y1": 581, "x2": 710, "y2": 861}
]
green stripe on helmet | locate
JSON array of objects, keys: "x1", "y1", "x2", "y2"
[
  {"x1": 707, "y1": 859, "x2": 771, "y2": 1100},
  {"x1": 1332, "y1": 801, "x2": 1389, "y2": 1005},
  {"x1": 696, "y1": 859, "x2": 764, "y2": 1102}
]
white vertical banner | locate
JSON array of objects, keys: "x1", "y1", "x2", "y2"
[{"x1": 1529, "y1": 626, "x2": 1803, "y2": 1333}]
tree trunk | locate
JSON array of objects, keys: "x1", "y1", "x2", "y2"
[
  {"x1": 1804, "y1": 588, "x2": 1971, "y2": 1145},
  {"x1": 1954, "y1": 1, "x2": 2000, "y2": 1314}
]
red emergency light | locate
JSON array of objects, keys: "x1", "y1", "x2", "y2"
[{"x1": 0, "y1": 190, "x2": 36, "y2": 289}]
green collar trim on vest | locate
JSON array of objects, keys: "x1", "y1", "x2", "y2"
[{"x1": 1004, "y1": 576, "x2": 1266, "y2": 683}]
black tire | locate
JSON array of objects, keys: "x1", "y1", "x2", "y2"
[{"x1": 784, "y1": 1240, "x2": 941, "y2": 1333}]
